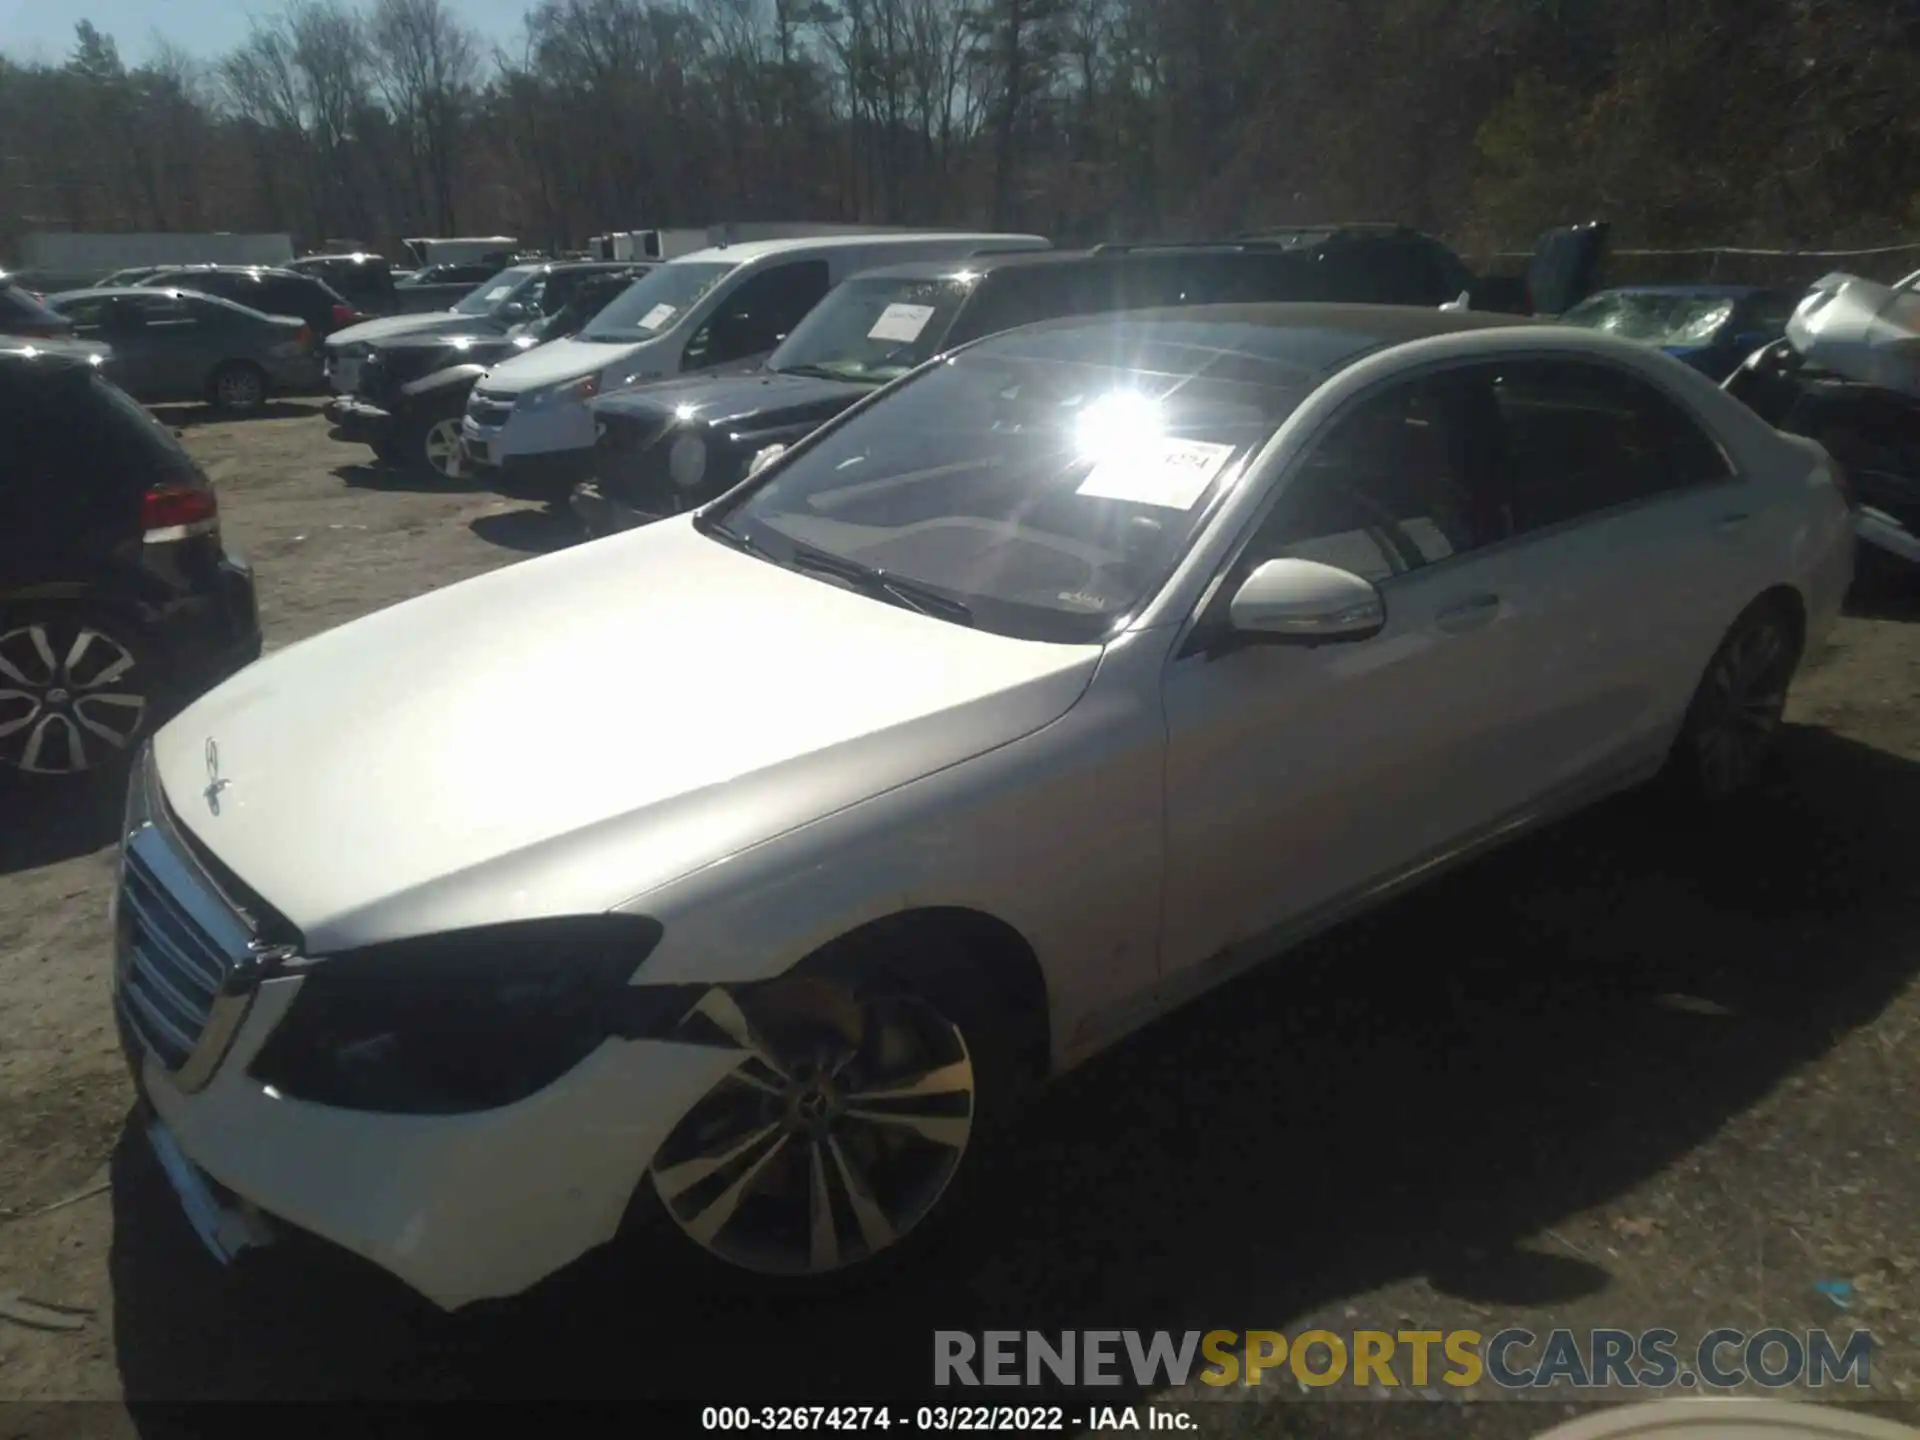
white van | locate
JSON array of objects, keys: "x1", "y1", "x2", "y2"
[{"x1": 458, "y1": 231, "x2": 1049, "y2": 492}]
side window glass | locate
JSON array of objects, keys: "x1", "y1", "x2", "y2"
[
  {"x1": 1243, "y1": 377, "x2": 1492, "y2": 584},
  {"x1": 687, "y1": 260, "x2": 832, "y2": 367},
  {"x1": 130, "y1": 294, "x2": 199, "y2": 330},
  {"x1": 58, "y1": 298, "x2": 108, "y2": 330},
  {"x1": 1491, "y1": 360, "x2": 1732, "y2": 532}
]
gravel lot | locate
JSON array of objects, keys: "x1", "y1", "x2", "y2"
[{"x1": 0, "y1": 402, "x2": 1916, "y2": 1432}]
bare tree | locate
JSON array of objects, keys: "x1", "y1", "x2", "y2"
[{"x1": 369, "y1": 0, "x2": 480, "y2": 233}]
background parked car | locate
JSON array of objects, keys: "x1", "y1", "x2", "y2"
[
  {"x1": 575, "y1": 232, "x2": 1609, "y2": 536},
  {"x1": 0, "y1": 344, "x2": 260, "y2": 783},
  {"x1": 581, "y1": 241, "x2": 1430, "y2": 533},
  {"x1": 326, "y1": 269, "x2": 648, "y2": 479},
  {"x1": 139, "y1": 265, "x2": 365, "y2": 343},
  {"x1": 390, "y1": 261, "x2": 511, "y2": 313},
  {"x1": 97, "y1": 265, "x2": 168, "y2": 289},
  {"x1": 45, "y1": 287, "x2": 325, "y2": 413},
  {"x1": 287, "y1": 253, "x2": 399, "y2": 318},
  {"x1": 1, "y1": 282, "x2": 75, "y2": 339},
  {"x1": 461, "y1": 231, "x2": 1051, "y2": 496},
  {"x1": 322, "y1": 260, "x2": 652, "y2": 394},
  {"x1": 1559, "y1": 285, "x2": 1801, "y2": 381}
]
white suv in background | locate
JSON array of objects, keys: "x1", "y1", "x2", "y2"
[{"x1": 457, "y1": 231, "x2": 1050, "y2": 495}]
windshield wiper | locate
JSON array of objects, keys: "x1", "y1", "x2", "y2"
[
  {"x1": 783, "y1": 541, "x2": 974, "y2": 626},
  {"x1": 692, "y1": 511, "x2": 766, "y2": 556}
]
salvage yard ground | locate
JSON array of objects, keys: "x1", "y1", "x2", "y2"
[{"x1": 0, "y1": 402, "x2": 1917, "y2": 1432}]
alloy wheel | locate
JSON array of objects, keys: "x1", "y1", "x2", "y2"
[
  {"x1": 215, "y1": 366, "x2": 263, "y2": 411},
  {"x1": 1691, "y1": 615, "x2": 1794, "y2": 796},
  {"x1": 421, "y1": 418, "x2": 464, "y2": 478},
  {"x1": 650, "y1": 980, "x2": 976, "y2": 1276},
  {"x1": 0, "y1": 622, "x2": 147, "y2": 775}
]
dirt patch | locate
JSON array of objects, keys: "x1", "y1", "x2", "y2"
[{"x1": 0, "y1": 404, "x2": 1915, "y2": 1432}]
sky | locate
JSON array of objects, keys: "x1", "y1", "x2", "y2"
[{"x1": 0, "y1": 0, "x2": 535, "y2": 65}]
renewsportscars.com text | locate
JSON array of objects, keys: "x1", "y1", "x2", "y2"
[{"x1": 933, "y1": 1329, "x2": 1874, "y2": 1391}]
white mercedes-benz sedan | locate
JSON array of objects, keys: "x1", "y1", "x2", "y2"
[{"x1": 113, "y1": 304, "x2": 1855, "y2": 1310}]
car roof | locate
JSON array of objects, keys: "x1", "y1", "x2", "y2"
[
  {"x1": 668, "y1": 233, "x2": 1049, "y2": 266},
  {"x1": 844, "y1": 249, "x2": 1104, "y2": 282},
  {"x1": 48, "y1": 285, "x2": 271, "y2": 317},
  {"x1": 998, "y1": 301, "x2": 1546, "y2": 350},
  {"x1": 846, "y1": 243, "x2": 1354, "y2": 284},
  {"x1": 149, "y1": 264, "x2": 305, "y2": 279}
]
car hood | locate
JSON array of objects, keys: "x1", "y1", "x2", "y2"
[
  {"x1": 329, "y1": 311, "x2": 493, "y2": 349},
  {"x1": 476, "y1": 335, "x2": 651, "y2": 394},
  {"x1": 382, "y1": 331, "x2": 535, "y2": 370},
  {"x1": 593, "y1": 369, "x2": 876, "y2": 431},
  {"x1": 153, "y1": 518, "x2": 1100, "y2": 952}
]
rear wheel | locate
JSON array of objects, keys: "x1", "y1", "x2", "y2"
[
  {"x1": 0, "y1": 609, "x2": 153, "y2": 779},
  {"x1": 209, "y1": 361, "x2": 266, "y2": 415},
  {"x1": 1665, "y1": 597, "x2": 1802, "y2": 800}
]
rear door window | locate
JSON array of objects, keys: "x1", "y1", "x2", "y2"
[{"x1": 1481, "y1": 359, "x2": 1734, "y2": 531}]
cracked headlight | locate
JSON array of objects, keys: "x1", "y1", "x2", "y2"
[{"x1": 247, "y1": 915, "x2": 704, "y2": 1113}]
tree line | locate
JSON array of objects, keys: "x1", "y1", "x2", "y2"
[{"x1": 2, "y1": 0, "x2": 1918, "y2": 266}]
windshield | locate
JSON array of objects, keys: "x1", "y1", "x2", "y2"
[
  {"x1": 453, "y1": 265, "x2": 538, "y2": 316},
  {"x1": 580, "y1": 262, "x2": 734, "y2": 344},
  {"x1": 769, "y1": 275, "x2": 974, "y2": 384},
  {"x1": 710, "y1": 319, "x2": 1324, "y2": 643},
  {"x1": 1562, "y1": 291, "x2": 1738, "y2": 346}
]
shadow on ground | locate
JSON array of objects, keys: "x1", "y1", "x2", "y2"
[
  {"x1": 1844, "y1": 560, "x2": 1920, "y2": 622},
  {"x1": 155, "y1": 399, "x2": 327, "y2": 429},
  {"x1": 467, "y1": 506, "x2": 583, "y2": 554},
  {"x1": 109, "y1": 725, "x2": 1920, "y2": 1409},
  {"x1": 0, "y1": 765, "x2": 127, "y2": 876}
]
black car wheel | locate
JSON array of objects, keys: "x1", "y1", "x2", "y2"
[
  {"x1": 0, "y1": 609, "x2": 153, "y2": 778},
  {"x1": 209, "y1": 362, "x2": 267, "y2": 415},
  {"x1": 1665, "y1": 596, "x2": 1803, "y2": 801}
]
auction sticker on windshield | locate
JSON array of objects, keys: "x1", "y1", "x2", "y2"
[
  {"x1": 868, "y1": 302, "x2": 936, "y2": 343},
  {"x1": 641, "y1": 303, "x2": 677, "y2": 330},
  {"x1": 1077, "y1": 437, "x2": 1237, "y2": 509},
  {"x1": 484, "y1": 285, "x2": 514, "y2": 301}
]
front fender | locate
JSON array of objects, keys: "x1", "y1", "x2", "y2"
[{"x1": 401, "y1": 364, "x2": 488, "y2": 401}]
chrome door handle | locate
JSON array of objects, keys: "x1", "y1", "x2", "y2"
[{"x1": 1436, "y1": 593, "x2": 1501, "y2": 632}]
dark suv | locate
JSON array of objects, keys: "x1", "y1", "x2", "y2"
[
  {"x1": 287, "y1": 253, "x2": 399, "y2": 317},
  {"x1": 575, "y1": 241, "x2": 1466, "y2": 534},
  {"x1": 0, "y1": 345, "x2": 261, "y2": 782},
  {"x1": 141, "y1": 265, "x2": 365, "y2": 339}
]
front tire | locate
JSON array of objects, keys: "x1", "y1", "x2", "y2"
[
  {"x1": 0, "y1": 608, "x2": 154, "y2": 780},
  {"x1": 1665, "y1": 597, "x2": 1803, "y2": 800},
  {"x1": 643, "y1": 930, "x2": 1014, "y2": 1292},
  {"x1": 394, "y1": 407, "x2": 467, "y2": 480}
]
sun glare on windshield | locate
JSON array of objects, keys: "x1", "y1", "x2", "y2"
[{"x1": 1074, "y1": 390, "x2": 1165, "y2": 462}]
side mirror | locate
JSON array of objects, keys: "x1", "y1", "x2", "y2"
[{"x1": 1227, "y1": 558, "x2": 1385, "y2": 642}]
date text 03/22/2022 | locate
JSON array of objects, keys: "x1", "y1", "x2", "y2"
[{"x1": 700, "y1": 1405, "x2": 1195, "y2": 1431}]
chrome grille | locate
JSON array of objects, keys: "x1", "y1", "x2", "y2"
[
  {"x1": 113, "y1": 770, "x2": 259, "y2": 1087},
  {"x1": 117, "y1": 838, "x2": 228, "y2": 1069}
]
